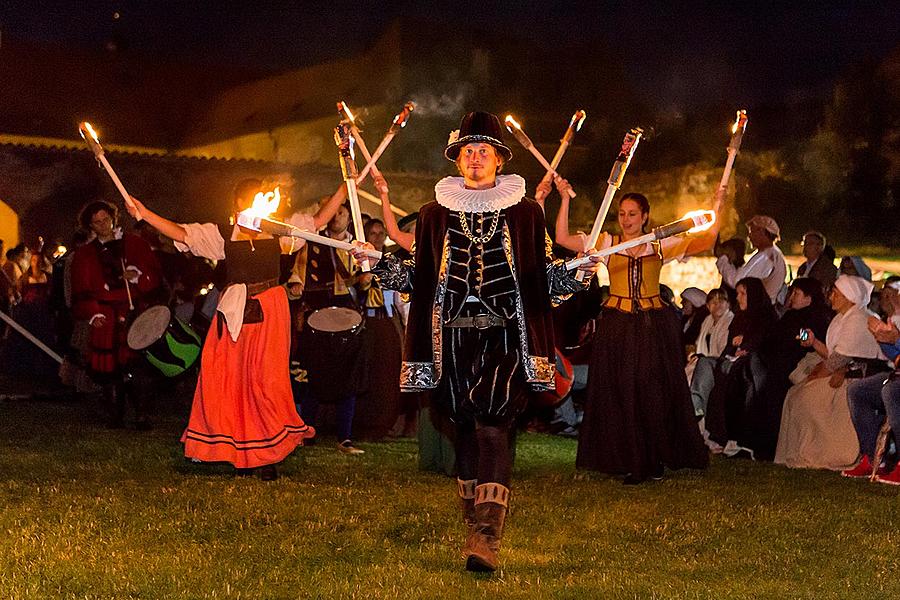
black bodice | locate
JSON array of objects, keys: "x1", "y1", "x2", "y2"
[{"x1": 217, "y1": 224, "x2": 281, "y2": 285}]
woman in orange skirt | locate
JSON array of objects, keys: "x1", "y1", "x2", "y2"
[{"x1": 126, "y1": 180, "x2": 346, "y2": 479}]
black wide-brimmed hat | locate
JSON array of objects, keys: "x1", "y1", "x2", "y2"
[{"x1": 444, "y1": 111, "x2": 513, "y2": 162}]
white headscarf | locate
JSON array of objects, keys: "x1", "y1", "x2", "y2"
[
  {"x1": 826, "y1": 275, "x2": 882, "y2": 359},
  {"x1": 681, "y1": 287, "x2": 707, "y2": 309},
  {"x1": 834, "y1": 274, "x2": 874, "y2": 308}
]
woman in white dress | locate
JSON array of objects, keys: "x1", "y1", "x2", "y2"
[{"x1": 775, "y1": 275, "x2": 887, "y2": 470}]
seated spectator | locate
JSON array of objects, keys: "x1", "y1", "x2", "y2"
[
  {"x1": 680, "y1": 287, "x2": 710, "y2": 353},
  {"x1": 843, "y1": 314, "x2": 900, "y2": 483},
  {"x1": 687, "y1": 288, "x2": 734, "y2": 417},
  {"x1": 703, "y1": 277, "x2": 778, "y2": 455},
  {"x1": 840, "y1": 256, "x2": 872, "y2": 281},
  {"x1": 716, "y1": 216, "x2": 787, "y2": 305},
  {"x1": 795, "y1": 231, "x2": 837, "y2": 292},
  {"x1": 875, "y1": 276, "x2": 900, "y2": 322},
  {"x1": 775, "y1": 275, "x2": 888, "y2": 470},
  {"x1": 745, "y1": 278, "x2": 832, "y2": 459}
]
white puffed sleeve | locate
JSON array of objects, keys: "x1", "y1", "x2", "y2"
[{"x1": 173, "y1": 223, "x2": 225, "y2": 261}]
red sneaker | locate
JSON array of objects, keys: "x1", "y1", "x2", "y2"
[
  {"x1": 841, "y1": 455, "x2": 873, "y2": 478},
  {"x1": 876, "y1": 463, "x2": 900, "y2": 486}
]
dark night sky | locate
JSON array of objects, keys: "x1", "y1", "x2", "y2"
[{"x1": 1, "y1": 0, "x2": 898, "y2": 113}]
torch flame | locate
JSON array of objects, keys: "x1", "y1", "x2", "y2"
[
  {"x1": 731, "y1": 110, "x2": 748, "y2": 135},
  {"x1": 392, "y1": 101, "x2": 416, "y2": 128},
  {"x1": 504, "y1": 115, "x2": 522, "y2": 131},
  {"x1": 571, "y1": 110, "x2": 587, "y2": 132},
  {"x1": 684, "y1": 209, "x2": 717, "y2": 234},
  {"x1": 241, "y1": 186, "x2": 281, "y2": 220},
  {"x1": 79, "y1": 121, "x2": 100, "y2": 143}
]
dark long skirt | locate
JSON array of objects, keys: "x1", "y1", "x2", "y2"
[
  {"x1": 705, "y1": 353, "x2": 770, "y2": 456},
  {"x1": 576, "y1": 307, "x2": 708, "y2": 480}
]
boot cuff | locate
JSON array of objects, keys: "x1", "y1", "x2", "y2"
[
  {"x1": 474, "y1": 482, "x2": 510, "y2": 508},
  {"x1": 457, "y1": 478, "x2": 477, "y2": 499}
]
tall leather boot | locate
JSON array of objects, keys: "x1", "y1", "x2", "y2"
[
  {"x1": 458, "y1": 478, "x2": 477, "y2": 555},
  {"x1": 465, "y1": 482, "x2": 509, "y2": 573}
]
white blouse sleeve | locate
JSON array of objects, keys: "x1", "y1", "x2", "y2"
[
  {"x1": 173, "y1": 223, "x2": 225, "y2": 261},
  {"x1": 594, "y1": 232, "x2": 613, "y2": 265}
]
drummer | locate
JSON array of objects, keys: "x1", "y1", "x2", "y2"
[
  {"x1": 290, "y1": 200, "x2": 366, "y2": 454},
  {"x1": 71, "y1": 200, "x2": 162, "y2": 429},
  {"x1": 123, "y1": 179, "x2": 347, "y2": 480}
]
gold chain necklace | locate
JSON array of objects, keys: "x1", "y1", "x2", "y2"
[{"x1": 458, "y1": 210, "x2": 500, "y2": 244}]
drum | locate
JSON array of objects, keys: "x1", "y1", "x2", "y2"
[
  {"x1": 127, "y1": 305, "x2": 201, "y2": 377},
  {"x1": 300, "y1": 306, "x2": 367, "y2": 403},
  {"x1": 306, "y1": 306, "x2": 363, "y2": 341}
]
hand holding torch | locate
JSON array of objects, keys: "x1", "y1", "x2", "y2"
[
  {"x1": 719, "y1": 110, "x2": 748, "y2": 190},
  {"x1": 78, "y1": 122, "x2": 141, "y2": 221},
  {"x1": 566, "y1": 210, "x2": 716, "y2": 271},
  {"x1": 538, "y1": 110, "x2": 586, "y2": 188},
  {"x1": 576, "y1": 128, "x2": 643, "y2": 281},
  {"x1": 504, "y1": 115, "x2": 576, "y2": 198},
  {"x1": 235, "y1": 213, "x2": 382, "y2": 261},
  {"x1": 356, "y1": 101, "x2": 415, "y2": 186},
  {"x1": 337, "y1": 101, "x2": 382, "y2": 184},
  {"x1": 334, "y1": 123, "x2": 370, "y2": 271}
]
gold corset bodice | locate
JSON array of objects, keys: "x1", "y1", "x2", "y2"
[{"x1": 603, "y1": 237, "x2": 665, "y2": 313}]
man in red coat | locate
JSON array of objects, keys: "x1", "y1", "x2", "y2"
[{"x1": 71, "y1": 200, "x2": 162, "y2": 428}]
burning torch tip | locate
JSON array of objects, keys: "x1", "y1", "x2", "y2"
[{"x1": 78, "y1": 121, "x2": 100, "y2": 142}]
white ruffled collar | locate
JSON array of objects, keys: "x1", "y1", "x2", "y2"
[{"x1": 434, "y1": 174, "x2": 525, "y2": 212}]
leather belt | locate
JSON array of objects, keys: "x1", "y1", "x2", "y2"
[
  {"x1": 244, "y1": 278, "x2": 280, "y2": 296},
  {"x1": 446, "y1": 313, "x2": 506, "y2": 330}
]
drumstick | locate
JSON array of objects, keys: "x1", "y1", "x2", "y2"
[{"x1": 121, "y1": 258, "x2": 134, "y2": 311}]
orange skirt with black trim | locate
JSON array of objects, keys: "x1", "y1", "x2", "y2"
[{"x1": 182, "y1": 286, "x2": 314, "y2": 468}]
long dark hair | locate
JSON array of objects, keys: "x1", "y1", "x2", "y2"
[
  {"x1": 232, "y1": 178, "x2": 263, "y2": 214},
  {"x1": 736, "y1": 277, "x2": 777, "y2": 321},
  {"x1": 619, "y1": 192, "x2": 650, "y2": 233}
]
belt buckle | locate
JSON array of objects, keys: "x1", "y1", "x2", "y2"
[{"x1": 473, "y1": 314, "x2": 492, "y2": 330}]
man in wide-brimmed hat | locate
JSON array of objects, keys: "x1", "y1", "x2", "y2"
[{"x1": 351, "y1": 111, "x2": 600, "y2": 572}]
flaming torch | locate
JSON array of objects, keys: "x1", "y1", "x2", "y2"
[
  {"x1": 504, "y1": 115, "x2": 576, "y2": 198},
  {"x1": 719, "y1": 110, "x2": 749, "y2": 190},
  {"x1": 576, "y1": 128, "x2": 643, "y2": 281},
  {"x1": 334, "y1": 122, "x2": 370, "y2": 271},
  {"x1": 538, "y1": 110, "x2": 586, "y2": 189},
  {"x1": 235, "y1": 186, "x2": 381, "y2": 260},
  {"x1": 566, "y1": 210, "x2": 716, "y2": 271},
  {"x1": 356, "y1": 101, "x2": 415, "y2": 186},
  {"x1": 337, "y1": 101, "x2": 383, "y2": 184},
  {"x1": 78, "y1": 122, "x2": 140, "y2": 220}
]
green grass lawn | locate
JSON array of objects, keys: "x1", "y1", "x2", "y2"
[{"x1": 2, "y1": 398, "x2": 899, "y2": 599}]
